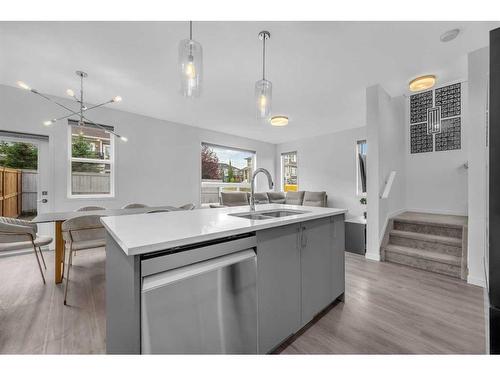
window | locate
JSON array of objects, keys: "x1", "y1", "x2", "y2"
[
  {"x1": 68, "y1": 121, "x2": 114, "y2": 198},
  {"x1": 281, "y1": 151, "x2": 298, "y2": 192},
  {"x1": 201, "y1": 143, "x2": 256, "y2": 204},
  {"x1": 356, "y1": 140, "x2": 367, "y2": 196}
]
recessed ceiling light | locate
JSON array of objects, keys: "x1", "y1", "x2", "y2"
[
  {"x1": 270, "y1": 115, "x2": 289, "y2": 127},
  {"x1": 409, "y1": 75, "x2": 436, "y2": 92},
  {"x1": 440, "y1": 29, "x2": 460, "y2": 42}
]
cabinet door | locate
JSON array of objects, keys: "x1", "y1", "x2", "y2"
[
  {"x1": 331, "y1": 214, "x2": 345, "y2": 300},
  {"x1": 300, "y1": 217, "x2": 333, "y2": 324},
  {"x1": 256, "y1": 223, "x2": 301, "y2": 353}
]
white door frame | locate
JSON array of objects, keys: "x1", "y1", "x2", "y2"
[{"x1": 0, "y1": 134, "x2": 54, "y2": 239}]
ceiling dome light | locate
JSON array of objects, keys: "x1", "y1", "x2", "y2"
[
  {"x1": 120, "y1": 136, "x2": 128, "y2": 142},
  {"x1": 112, "y1": 95, "x2": 122, "y2": 102},
  {"x1": 66, "y1": 88, "x2": 75, "y2": 97},
  {"x1": 409, "y1": 75, "x2": 436, "y2": 92},
  {"x1": 270, "y1": 115, "x2": 289, "y2": 127},
  {"x1": 440, "y1": 29, "x2": 460, "y2": 42},
  {"x1": 43, "y1": 119, "x2": 55, "y2": 126}
]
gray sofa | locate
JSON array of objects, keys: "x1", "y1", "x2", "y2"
[{"x1": 219, "y1": 191, "x2": 327, "y2": 208}]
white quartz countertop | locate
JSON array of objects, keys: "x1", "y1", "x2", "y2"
[{"x1": 101, "y1": 204, "x2": 347, "y2": 256}]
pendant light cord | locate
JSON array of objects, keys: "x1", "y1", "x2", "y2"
[
  {"x1": 80, "y1": 73, "x2": 84, "y2": 122},
  {"x1": 189, "y1": 20, "x2": 193, "y2": 40},
  {"x1": 262, "y1": 36, "x2": 266, "y2": 80}
]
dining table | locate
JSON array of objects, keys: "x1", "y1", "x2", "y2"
[{"x1": 32, "y1": 205, "x2": 180, "y2": 284}]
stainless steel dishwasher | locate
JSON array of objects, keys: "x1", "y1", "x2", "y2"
[{"x1": 140, "y1": 235, "x2": 257, "y2": 354}]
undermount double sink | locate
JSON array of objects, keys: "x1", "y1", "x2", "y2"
[{"x1": 228, "y1": 209, "x2": 309, "y2": 220}]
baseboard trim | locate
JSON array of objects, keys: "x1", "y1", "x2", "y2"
[
  {"x1": 365, "y1": 251, "x2": 381, "y2": 261},
  {"x1": 379, "y1": 208, "x2": 406, "y2": 244},
  {"x1": 467, "y1": 274, "x2": 486, "y2": 288}
]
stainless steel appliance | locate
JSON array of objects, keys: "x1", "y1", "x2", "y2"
[{"x1": 141, "y1": 247, "x2": 257, "y2": 354}]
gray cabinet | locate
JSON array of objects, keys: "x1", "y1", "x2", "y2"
[
  {"x1": 345, "y1": 216, "x2": 366, "y2": 255},
  {"x1": 300, "y1": 217, "x2": 333, "y2": 324},
  {"x1": 256, "y1": 223, "x2": 301, "y2": 353},
  {"x1": 256, "y1": 215, "x2": 345, "y2": 353}
]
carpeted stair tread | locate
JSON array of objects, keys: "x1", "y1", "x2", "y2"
[
  {"x1": 384, "y1": 244, "x2": 461, "y2": 266},
  {"x1": 389, "y1": 229, "x2": 462, "y2": 246}
]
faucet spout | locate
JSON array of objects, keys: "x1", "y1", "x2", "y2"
[{"x1": 250, "y1": 168, "x2": 274, "y2": 211}]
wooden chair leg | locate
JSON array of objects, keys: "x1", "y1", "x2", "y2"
[
  {"x1": 32, "y1": 244, "x2": 46, "y2": 285},
  {"x1": 63, "y1": 247, "x2": 74, "y2": 305},
  {"x1": 38, "y1": 246, "x2": 47, "y2": 269},
  {"x1": 61, "y1": 243, "x2": 66, "y2": 280}
]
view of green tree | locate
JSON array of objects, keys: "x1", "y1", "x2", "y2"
[
  {"x1": 227, "y1": 160, "x2": 234, "y2": 182},
  {"x1": 71, "y1": 135, "x2": 101, "y2": 172},
  {"x1": 0, "y1": 141, "x2": 38, "y2": 170},
  {"x1": 72, "y1": 135, "x2": 98, "y2": 159}
]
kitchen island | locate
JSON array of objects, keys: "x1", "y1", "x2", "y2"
[{"x1": 101, "y1": 203, "x2": 346, "y2": 354}]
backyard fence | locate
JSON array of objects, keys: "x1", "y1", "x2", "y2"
[
  {"x1": 0, "y1": 167, "x2": 22, "y2": 217},
  {"x1": 201, "y1": 180, "x2": 251, "y2": 204},
  {"x1": 71, "y1": 172, "x2": 110, "y2": 195}
]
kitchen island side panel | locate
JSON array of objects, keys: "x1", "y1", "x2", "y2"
[
  {"x1": 106, "y1": 233, "x2": 141, "y2": 354},
  {"x1": 332, "y1": 214, "x2": 346, "y2": 301}
]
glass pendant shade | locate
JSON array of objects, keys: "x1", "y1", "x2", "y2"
[
  {"x1": 255, "y1": 79, "x2": 272, "y2": 119},
  {"x1": 179, "y1": 39, "x2": 202, "y2": 97}
]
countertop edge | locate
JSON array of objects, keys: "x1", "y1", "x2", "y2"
[{"x1": 102, "y1": 207, "x2": 347, "y2": 256}]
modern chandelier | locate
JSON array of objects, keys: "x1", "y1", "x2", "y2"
[
  {"x1": 179, "y1": 21, "x2": 203, "y2": 97},
  {"x1": 16, "y1": 70, "x2": 128, "y2": 142},
  {"x1": 255, "y1": 30, "x2": 272, "y2": 120}
]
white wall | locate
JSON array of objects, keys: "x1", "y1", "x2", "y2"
[
  {"x1": 0, "y1": 84, "x2": 276, "y2": 214},
  {"x1": 366, "y1": 85, "x2": 406, "y2": 261},
  {"x1": 404, "y1": 84, "x2": 469, "y2": 216},
  {"x1": 275, "y1": 126, "x2": 367, "y2": 218},
  {"x1": 467, "y1": 47, "x2": 489, "y2": 287}
]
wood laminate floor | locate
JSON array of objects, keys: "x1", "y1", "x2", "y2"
[{"x1": 0, "y1": 250, "x2": 485, "y2": 354}]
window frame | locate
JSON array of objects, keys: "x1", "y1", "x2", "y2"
[
  {"x1": 67, "y1": 121, "x2": 115, "y2": 199},
  {"x1": 356, "y1": 140, "x2": 367, "y2": 197},
  {"x1": 200, "y1": 143, "x2": 257, "y2": 205},
  {"x1": 280, "y1": 151, "x2": 298, "y2": 192}
]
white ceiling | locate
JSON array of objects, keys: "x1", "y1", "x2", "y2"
[{"x1": 0, "y1": 21, "x2": 498, "y2": 144}]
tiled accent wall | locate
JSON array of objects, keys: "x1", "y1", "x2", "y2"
[{"x1": 409, "y1": 83, "x2": 462, "y2": 154}]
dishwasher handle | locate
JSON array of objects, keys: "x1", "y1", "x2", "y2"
[{"x1": 142, "y1": 249, "x2": 256, "y2": 293}]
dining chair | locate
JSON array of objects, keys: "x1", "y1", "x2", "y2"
[
  {"x1": 61, "y1": 215, "x2": 106, "y2": 305},
  {"x1": 0, "y1": 217, "x2": 52, "y2": 284},
  {"x1": 76, "y1": 206, "x2": 106, "y2": 212},
  {"x1": 122, "y1": 203, "x2": 148, "y2": 209},
  {"x1": 178, "y1": 203, "x2": 195, "y2": 210}
]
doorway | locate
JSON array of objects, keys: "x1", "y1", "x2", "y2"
[{"x1": 0, "y1": 132, "x2": 52, "y2": 241}]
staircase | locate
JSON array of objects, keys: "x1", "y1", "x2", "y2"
[{"x1": 381, "y1": 212, "x2": 468, "y2": 280}]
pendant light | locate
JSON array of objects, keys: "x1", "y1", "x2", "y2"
[
  {"x1": 179, "y1": 21, "x2": 202, "y2": 97},
  {"x1": 17, "y1": 71, "x2": 127, "y2": 142},
  {"x1": 256, "y1": 31, "x2": 272, "y2": 119}
]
